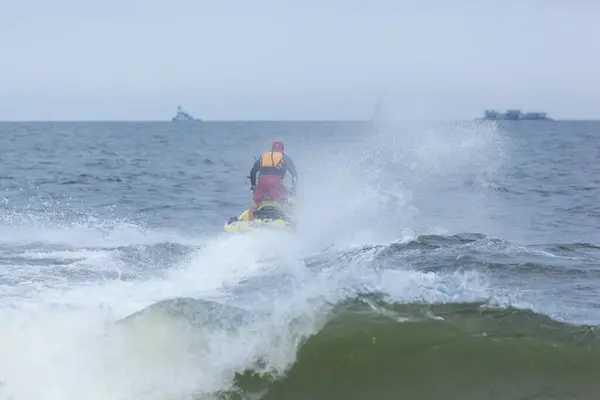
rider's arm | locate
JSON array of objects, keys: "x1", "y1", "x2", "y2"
[
  {"x1": 285, "y1": 155, "x2": 298, "y2": 184},
  {"x1": 249, "y1": 157, "x2": 261, "y2": 186}
]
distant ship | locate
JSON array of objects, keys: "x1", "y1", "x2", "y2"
[
  {"x1": 481, "y1": 109, "x2": 553, "y2": 121},
  {"x1": 171, "y1": 105, "x2": 198, "y2": 121}
]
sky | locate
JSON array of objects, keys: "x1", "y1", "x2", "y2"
[{"x1": 1, "y1": 0, "x2": 599, "y2": 121}]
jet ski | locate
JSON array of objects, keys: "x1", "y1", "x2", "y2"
[{"x1": 224, "y1": 199, "x2": 295, "y2": 233}]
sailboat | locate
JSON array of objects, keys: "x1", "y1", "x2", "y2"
[{"x1": 369, "y1": 96, "x2": 383, "y2": 129}]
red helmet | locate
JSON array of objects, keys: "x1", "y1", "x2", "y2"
[{"x1": 272, "y1": 141, "x2": 284, "y2": 151}]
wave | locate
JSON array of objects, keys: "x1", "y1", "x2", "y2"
[
  {"x1": 236, "y1": 299, "x2": 600, "y2": 400},
  {"x1": 107, "y1": 294, "x2": 600, "y2": 400}
]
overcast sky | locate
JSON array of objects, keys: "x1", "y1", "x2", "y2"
[{"x1": 1, "y1": 0, "x2": 598, "y2": 121}]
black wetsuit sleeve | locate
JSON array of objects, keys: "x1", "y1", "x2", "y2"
[
  {"x1": 285, "y1": 155, "x2": 298, "y2": 183},
  {"x1": 249, "y1": 157, "x2": 261, "y2": 186}
]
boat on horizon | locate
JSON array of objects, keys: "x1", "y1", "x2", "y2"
[
  {"x1": 172, "y1": 106, "x2": 199, "y2": 121},
  {"x1": 480, "y1": 109, "x2": 553, "y2": 121}
]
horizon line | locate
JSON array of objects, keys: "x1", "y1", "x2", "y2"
[{"x1": 0, "y1": 118, "x2": 596, "y2": 123}]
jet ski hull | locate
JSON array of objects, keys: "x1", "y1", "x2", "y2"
[
  {"x1": 224, "y1": 217, "x2": 293, "y2": 233},
  {"x1": 223, "y1": 202, "x2": 294, "y2": 233}
]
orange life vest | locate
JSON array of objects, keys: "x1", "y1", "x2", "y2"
[{"x1": 259, "y1": 151, "x2": 285, "y2": 176}]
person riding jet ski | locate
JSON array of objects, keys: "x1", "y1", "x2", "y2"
[{"x1": 247, "y1": 141, "x2": 298, "y2": 221}]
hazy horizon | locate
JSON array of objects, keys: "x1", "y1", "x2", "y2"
[{"x1": 2, "y1": 1, "x2": 599, "y2": 121}]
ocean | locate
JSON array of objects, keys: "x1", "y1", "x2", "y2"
[{"x1": 0, "y1": 119, "x2": 599, "y2": 400}]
